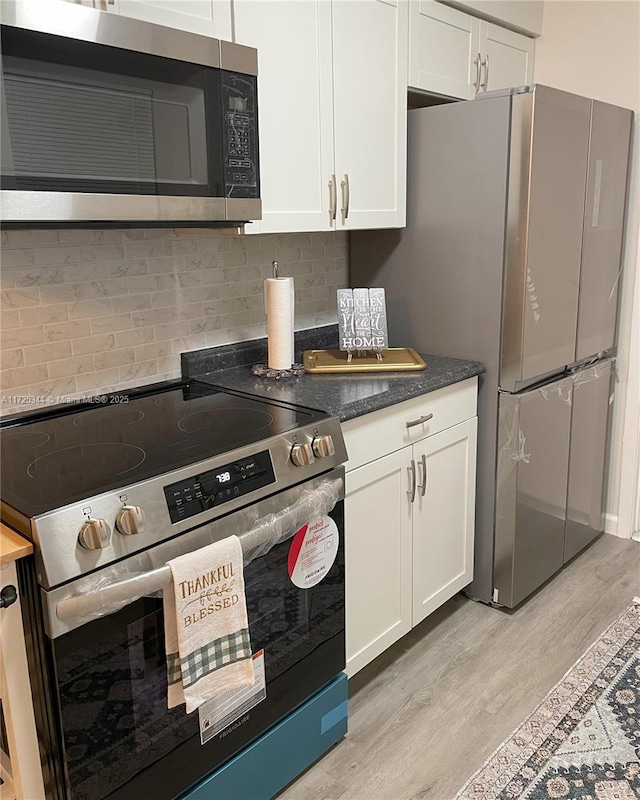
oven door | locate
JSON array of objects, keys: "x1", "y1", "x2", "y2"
[
  {"x1": 33, "y1": 470, "x2": 344, "y2": 800},
  {"x1": 0, "y1": 2, "x2": 260, "y2": 223}
]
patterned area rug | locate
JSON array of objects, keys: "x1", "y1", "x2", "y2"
[{"x1": 456, "y1": 600, "x2": 640, "y2": 800}]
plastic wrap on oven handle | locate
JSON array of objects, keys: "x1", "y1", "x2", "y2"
[{"x1": 55, "y1": 477, "x2": 343, "y2": 625}]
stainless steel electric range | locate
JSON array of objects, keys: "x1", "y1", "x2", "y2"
[{"x1": 0, "y1": 381, "x2": 348, "y2": 800}]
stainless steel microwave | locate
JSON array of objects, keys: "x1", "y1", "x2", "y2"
[{"x1": 0, "y1": 1, "x2": 261, "y2": 226}]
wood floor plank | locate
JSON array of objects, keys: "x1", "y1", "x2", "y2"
[{"x1": 278, "y1": 534, "x2": 640, "y2": 800}]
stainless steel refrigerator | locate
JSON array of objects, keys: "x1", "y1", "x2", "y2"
[{"x1": 352, "y1": 85, "x2": 632, "y2": 608}]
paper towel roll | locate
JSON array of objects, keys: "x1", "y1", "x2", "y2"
[{"x1": 265, "y1": 276, "x2": 294, "y2": 369}]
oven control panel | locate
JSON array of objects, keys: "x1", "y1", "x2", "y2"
[{"x1": 163, "y1": 450, "x2": 275, "y2": 524}]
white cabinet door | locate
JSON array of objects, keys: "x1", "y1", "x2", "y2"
[
  {"x1": 332, "y1": 0, "x2": 408, "y2": 230},
  {"x1": 438, "y1": 0, "x2": 543, "y2": 38},
  {"x1": 409, "y1": 0, "x2": 480, "y2": 99},
  {"x1": 412, "y1": 418, "x2": 477, "y2": 626},
  {"x1": 345, "y1": 448, "x2": 413, "y2": 677},
  {"x1": 235, "y1": 1, "x2": 334, "y2": 234},
  {"x1": 479, "y1": 21, "x2": 534, "y2": 92},
  {"x1": 117, "y1": 1, "x2": 232, "y2": 39}
]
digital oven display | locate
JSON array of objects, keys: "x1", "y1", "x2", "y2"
[{"x1": 163, "y1": 450, "x2": 275, "y2": 523}]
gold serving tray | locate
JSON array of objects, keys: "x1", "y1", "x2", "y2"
[{"x1": 303, "y1": 348, "x2": 426, "y2": 374}]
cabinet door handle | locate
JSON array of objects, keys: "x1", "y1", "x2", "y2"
[
  {"x1": 328, "y1": 174, "x2": 337, "y2": 223},
  {"x1": 417, "y1": 453, "x2": 427, "y2": 497},
  {"x1": 480, "y1": 54, "x2": 489, "y2": 90},
  {"x1": 473, "y1": 52, "x2": 482, "y2": 91},
  {"x1": 340, "y1": 173, "x2": 350, "y2": 223},
  {"x1": 406, "y1": 413, "x2": 433, "y2": 430},
  {"x1": 407, "y1": 459, "x2": 417, "y2": 503}
]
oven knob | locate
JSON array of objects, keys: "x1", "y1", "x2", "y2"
[
  {"x1": 115, "y1": 506, "x2": 146, "y2": 536},
  {"x1": 290, "y1": 442, "x2": 315, "y2": 467},
  {"x1": 78, "y1": 518, "x2": 111, "y2": 550},
  {"x1": 312, "y1": 434, "x2": 335, "y2": 459}
]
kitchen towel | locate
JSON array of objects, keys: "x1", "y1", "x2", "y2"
[
  {"x1": 265, "y1": 275, "x2": 294, "y2": 369},
  {"x1": 164, "y1": 536, "x2": 254, "y2": 713}
]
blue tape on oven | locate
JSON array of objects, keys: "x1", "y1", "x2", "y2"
[{"x1": 320, "y1": 699, "x2": 348, "y2": 735}]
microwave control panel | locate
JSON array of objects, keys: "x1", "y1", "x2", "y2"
[
  {"x1": 163, "y1": 450, "x2": 274, "y2": 523},
  {"x1": 221, "y1": 71, "x2": 259, "y2": 199}
]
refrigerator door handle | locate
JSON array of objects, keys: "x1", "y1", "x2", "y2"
[{"x1": 407, "y1": 459, "x2": 417, "y2": 503}]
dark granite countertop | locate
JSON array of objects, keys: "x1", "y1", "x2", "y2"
[{"x1": 182, "y1": 326, "x2": 484, "y2": 423}]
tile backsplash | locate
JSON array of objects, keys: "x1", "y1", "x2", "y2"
[{"x1": 0, "y1": 228, "x2": 349, "y2": 414}]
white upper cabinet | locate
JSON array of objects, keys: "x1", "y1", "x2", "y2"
[
  {"x1": 409, "y1": 1, "x2": 480, "y2": 100},
  {"x1": 409, "y1": 0, "x2": 534, "y2": 99},
  {"x1": 479, "y1": 21, "x2": 534, "y2": 92},
  {"x1": 237, "y1": 0, "x2": 408, "y2": 233},
  {"x1": 234, "y1": 1, "x2": 334, "y2": 234},
  {"x1": 332, "y1": 0, "x2": 407, "y2": 230},
  {"x1": 439, "y1": 0, "x2": 543, "y2": 37},
  {"x1": 118, "y1": 0, "x2": 232, "y2": 39},
  {"x1": 60, "y1": 0, "x2": 232, "y2": 39}
]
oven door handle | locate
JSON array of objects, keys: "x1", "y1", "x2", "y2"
[{"x1": 55, "y1": 477, "x2": 343, "y2": 626}]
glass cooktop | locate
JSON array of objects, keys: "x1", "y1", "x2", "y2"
[{"x1": 0, "y1": 381, "x2": 324, "y2": 517}]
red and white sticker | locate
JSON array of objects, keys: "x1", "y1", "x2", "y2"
[{"x1": 287, "y1": 516, "x2": 338, "y2": 589}]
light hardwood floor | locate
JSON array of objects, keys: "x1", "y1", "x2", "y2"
[{"x1": 279, "y1": 533, "x2": 640, "y2": 800}]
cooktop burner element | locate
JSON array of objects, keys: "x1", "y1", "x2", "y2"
[
  {"x1": 0, "y1": 381, "x2": 322, "y2": 517},
  {"x1": 73, "y1": 407, "x2": 145, "y2": 429},
  {"x1": 177, "y1": 407, "x2": 273, "y2": 434},
  {"x1": 1, "y1": 429, "x2": 51, "y2": 449},
  {"x1": 26, "y1": 443, "x2": 147, "y2": 506}
]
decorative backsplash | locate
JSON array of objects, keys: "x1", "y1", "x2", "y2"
[{"x1": 0, "y1": 228, "x2": 349, "y2": 414}]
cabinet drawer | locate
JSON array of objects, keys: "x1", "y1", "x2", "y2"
[{"x1": 342, "y1": 376, "x2": 477, "y2": 472}]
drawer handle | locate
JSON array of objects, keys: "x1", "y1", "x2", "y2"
[{"x1": 406, "y1": 413, "x2": 433, "y2": 430}]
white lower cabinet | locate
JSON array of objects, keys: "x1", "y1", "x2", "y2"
[
  {"x1": 343, "y1": 380, "x2": 478, "y2": 677},
  {"x1": 345, "y1": 449, "x2": 413, "y2": 677},
  {"x1": 412, "y1": 418, "x2": 477, "y2": 625}
]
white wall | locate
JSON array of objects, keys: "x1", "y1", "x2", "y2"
[{"x1": 534, "y1": 0, "x2": 640, "y2": 537}]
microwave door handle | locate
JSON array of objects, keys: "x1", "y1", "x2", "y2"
[{"x1": 55, "y1": 477, "x2": 343, "y2": 627}]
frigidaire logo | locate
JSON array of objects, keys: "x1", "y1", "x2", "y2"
[{"x1": 219, "y1": 714, "x2": 250, "y2": 739}]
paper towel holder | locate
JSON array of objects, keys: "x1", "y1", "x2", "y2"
[{"x1": 253, "y1": 261, "x2": 304, "y2": 379}]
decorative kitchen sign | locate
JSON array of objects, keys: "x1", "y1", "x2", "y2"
[
  {"x1": 368, "y1": 288, "x2": 388, "y2": 349},
  {"x1": 337, "y1": 288, "x2": 354, "y2": 348},
  {"x1": 287, "y1": 517, "x2": 339, "y2": 589},
  {"x1": 199, "y1": 650, "x2": 266, "y2": 744},
  {"x1": 337, "y1": 288, "x2": 389, "y2": 353},
  {"x1": 352, "y1": 288, "x2": 371, "y2": 349}
]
